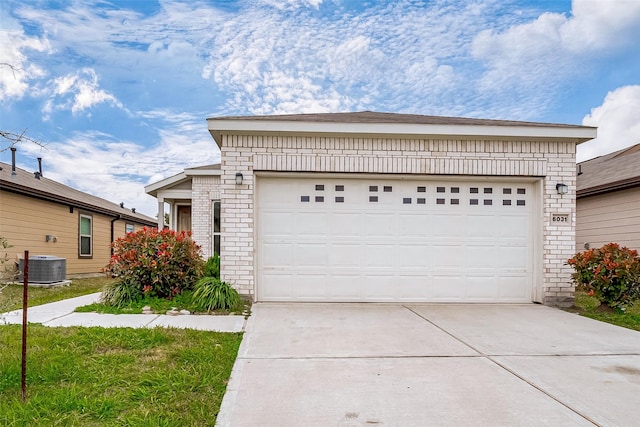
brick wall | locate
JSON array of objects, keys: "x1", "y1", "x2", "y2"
[
  {"x1": 191, "y1": 175, "x2": 220, "y2": 259},
  {"x1": 220, "y1": 135, "x2": 576, "y2": 305}
]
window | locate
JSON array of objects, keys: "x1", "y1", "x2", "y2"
[
  {"x1": 125, "y1": 223, "x2": 134, "y2": 234},
  {"x1": 79, "y1": 214, "x2": 92, "y2": 257},
  {"x1": 213, "y1": 201, "x2": 221, "y2": 255}
]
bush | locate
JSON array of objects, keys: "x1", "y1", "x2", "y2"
[
  {"x1": 203, "y1": 253, "x2": 220, "y2": 280},
  {"x1": 102, "y1": 228, "x2": 204, "y2": 306},
  {"x1": 191, "y1": 277, "x2": 241, "y2": 312},
  {"x1": 568, "y1": 243, "x2": 640, "y2": 311}
]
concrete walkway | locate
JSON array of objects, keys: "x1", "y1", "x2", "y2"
[
  {"x1": 0, "y1": 292, "x2": 246, "y2": 332},
  {"x1": 217, "y1": 303, "x2": 640, "y2": 426}
]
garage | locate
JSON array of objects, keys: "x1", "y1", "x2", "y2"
[
  {"x1": 257, "y1": 175, "x2": 537, "y2": 302},
  {"x1": 208, "y1": 111, "x2": 597, "y2": 306}
]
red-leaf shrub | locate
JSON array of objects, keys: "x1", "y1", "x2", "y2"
[
  {"x1": 102, "y1": 227, "x2": 204, "y2": 305},
  {"x1": 568, "y1": 243, "x2": 640, "y2": 311}
]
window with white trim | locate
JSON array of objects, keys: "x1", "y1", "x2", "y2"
[
  {"x1": 213, "y1": 200, "x2": 221, "y2": 255},
  {"x1": 79, "y1": 214, "x2": 93, "y2": 257}
]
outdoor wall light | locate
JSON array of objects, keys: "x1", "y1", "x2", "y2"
[
  {"x1": 556, "y1": 183, "x2": 568, "y2": 195},
  {"x1": 235, "y1": 172, "x2": 243, "y2": 185}
]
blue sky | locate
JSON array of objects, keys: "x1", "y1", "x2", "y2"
[{"x1": 1, "y1": 0, "x2": 639, "y2": 217}]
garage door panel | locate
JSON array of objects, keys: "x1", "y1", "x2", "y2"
[
  {"x1": 328, "y1": 274, "x2": 362, "y2": 299},
  {"x1": 295, "y1": 212, "x2": 330, "y2": 236},
  {"x1": 499, "y1": 276, "x2": 530, "y2": 300},
  {"x1": 296, "y1": 274, "x2": 329, "y2": 300},
  {"x1": 396, "y1": 276, "x2": 431, "y2": 300},
  {"x1": 329, "y1": 213, "x2": 363, "y2": 237},
  {"x1": 260, "y1": 274, "x2": 293, "y2": 301},
  {"x1": 465, "y1": 276, "x2": 499, "y2": 300},
  {"x1": 430, "y1": 245, "x2": 465, "y2": 269},
  {"x1": 499, "y1": 216, "x2": 530, "y2": 238},
  {"x1": 257, "y1": 177, "x2": 535, "y2": 303},
  {"x1": 295, "y1": 243, "x2": 328, "y2": 267},
  {"x1": 431, "y1": 214, "x2": 465, "y2": 238},
  {"x1": 467, "y1": 215, "x2": 499, "y2": 238},
  {"x1": 364, "y1": 214, "x2": 396, "y2": 236},
  {"x1": 431, "y1": 276, "x2": 465, "y2": 301},
  {"x1": 363, "y1": 275, "x2": 396, "y2": 299},
  {"x1": 466, "y1": 246, "x2": 497, "y2": 268},
  {"x1": 498, "y1": 246, "x2": 528, "y2": 270},
  {"x1": 262, "y1": 242, "x2": 292, "y2": 266},
  {"x1": 398, "y1": 213, "x2": 432, "y2": 237},
  {"x1": 364, "y1": 244, "x2": 395, "y2": 268},
  {"x1": 329, "y1": 244, "x2": 362, "y2": 267},
  {"x1": 397, "y1": 244, "x2": 431, "y2": 268},
  {"x1": 261, "y1": 212, "x2": 294, "y2": 236}
]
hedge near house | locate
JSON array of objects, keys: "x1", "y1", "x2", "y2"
[
  {"x1": 102, "y1": 228, "x2": 203, "y2": 306},
  {"x1": 568, "y1": 243, "x2": 640, "y2": 311}
]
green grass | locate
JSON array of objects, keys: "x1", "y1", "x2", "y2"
[
  {"x1": 76, "y1": 290, "x2": 251, "y2": 317},
  {"x1": 0, "y1": 277, "x2": 113, "y2": 313},
  {"x1": 0, "y1": 325, "x2": 242, "y2": 426},
  {"x1": 570, "y1": 290, "x2": 640, "y2": 331}
]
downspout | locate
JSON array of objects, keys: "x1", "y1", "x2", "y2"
[{"x1": 110, "y1": 215, "x2": 121, "y2": 255}]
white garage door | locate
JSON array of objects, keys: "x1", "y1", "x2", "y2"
[{"x1": 257, "y1": 176, "x2": 535, "y2": 303}]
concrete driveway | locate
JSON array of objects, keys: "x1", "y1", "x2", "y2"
[{"x1": 216, "y1": 303, "x2": 640, "y2": 426}]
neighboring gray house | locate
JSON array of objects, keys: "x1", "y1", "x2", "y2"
[
  {"x1": 576, "y1": 143, "x2": 640, "y2": 252},
  {"x1": 149, "y1": 111, "x2": 596, "y2": 306}
]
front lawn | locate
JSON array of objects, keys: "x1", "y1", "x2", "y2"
[
  {"x1": 569, "y1": 290, "x2": 640, "y2": 331},
  {"x1": 0, "y1": 325, "x2": 242, "y2": 426},
  {"x1": 0, "y1": 277, "x2": 113, "y2": 313}
]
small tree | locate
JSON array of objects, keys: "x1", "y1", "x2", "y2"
[
  {"x1": 0, "y1": 236, "x2": 18, "y2": 284},
  {"x1": 568, "y1": 243, "x2": 640, "y2": 311},
  {"x1": 102, "y1": 228, "x2": 204, "y2": 306}
]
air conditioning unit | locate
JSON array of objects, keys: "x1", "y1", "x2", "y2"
[{"x1": 18, "y1": 255, "x2": 67, "y2": 283}]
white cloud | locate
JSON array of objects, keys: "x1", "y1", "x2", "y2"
[
  {"x1": 253, "y1": 0, "x2": 324, "y2": 10},
  {"x1": 471, "y1": 0, "x2": 640, "y2": 95},
  {"x1": 0, "y1": 25, "x2": 49, "y2": 99},
  {"x1": 203, "y1": 1, "x2": 499, "y2": 116},
  {"x1": 17, "y1": 110, "x2": 219, "y2": 216},
  {"x1": 42, "y1": 68, "x2": 123, "y2": 118},
  {"x1": 578, "y1": 85, "x2": 640, "y2": 162}
]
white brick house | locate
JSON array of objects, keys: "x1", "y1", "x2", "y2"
[
  {"x1": 152, "y1": 111, "x2": 596, "y2": 306},
  {"x1": 145, "y1": 164, "x2": 221, "y2": 257}
]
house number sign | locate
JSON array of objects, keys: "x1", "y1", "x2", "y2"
[{"x1": 552, "y1": 213, "x2": 570, "y2": 224}]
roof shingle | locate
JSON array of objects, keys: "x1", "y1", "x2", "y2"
[{"x1": 0, "y1": 161, "x2": 156, "y2": 225}]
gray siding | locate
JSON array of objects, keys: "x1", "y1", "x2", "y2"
[{"x1": 576, "y1": 186, "x2": 640, "y2": 252}]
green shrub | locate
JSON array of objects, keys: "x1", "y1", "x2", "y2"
[
  {"x1": 203, "y1": 253, "x2": 220, "y2": 279},
  {"x1": 191, "y1": 277, "x2": 240, "y2": 312},
  {"x1": 568, "y1": 243, "x2": 640, "y2": 311},
  {"x1": 102, "y1": 228, "x2": 204, "y2": 306}
]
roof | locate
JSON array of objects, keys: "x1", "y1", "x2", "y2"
[
  {"x1": 207, "y1": 111, "x2": 596, "y2": 146},
  {"x1": 145, "y1": 163, "x2": 221, "y2": 196},
  {"x1": 0, "y1": 161, "x2": 157, "y2": 225},
  {"x1": 577, "y1": 143, "x2": 640, "y2": 197}
]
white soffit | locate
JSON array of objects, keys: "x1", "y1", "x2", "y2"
[
  {"x1": 208, "y1": 119, "x2": 597, "y2": 146},
  {"x1": 145, "y1": 172, "x2": 189, "y2": 196}
]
